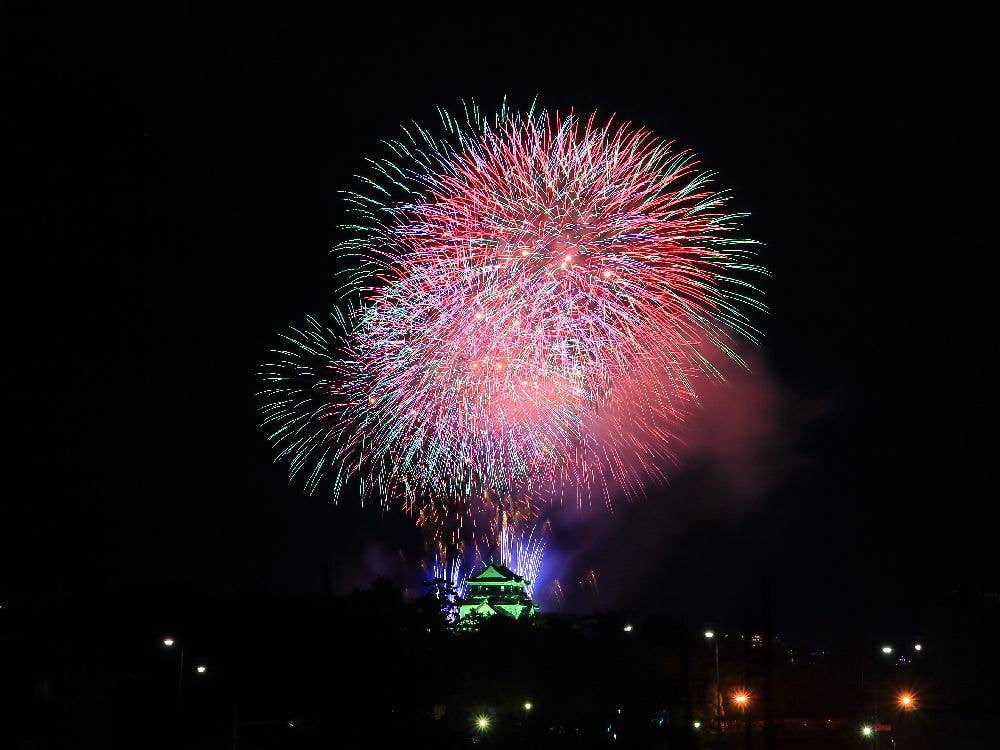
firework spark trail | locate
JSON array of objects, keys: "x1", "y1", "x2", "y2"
[
  {"x1": 497, "y1": 518, "x2": 549, "y2": 593},
  {"x1": 259, "y1": 102, "x2": 765, "y2": 549},
  {"x1": 428, "y1": 548, "x2": 467, "y2": 600},
  {"x1": 549, "y1": 579, "x2": 566, "y2": 608}
]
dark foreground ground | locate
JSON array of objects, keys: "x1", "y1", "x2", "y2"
[{"x1": 2, "y1": 586, "x2": 998, "y2": 748}]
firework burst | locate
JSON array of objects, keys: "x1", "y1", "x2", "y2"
[{"x1": 259, "y1": 101, "x2": 765, "y2": 548}]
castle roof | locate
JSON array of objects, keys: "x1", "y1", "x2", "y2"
[{"x1": 465, "y1": 562, "x2": 524, "y2": 583}]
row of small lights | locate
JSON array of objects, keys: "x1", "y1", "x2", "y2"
[
  {"x1": 479, "y1": 705, "x2": 919, "y2": 737},
  {"x1": 707, "y1": 629, "x2": 925, "y2": 656},
  {"x1": 473, "y1": 697, "x2": 754, "y2": 735},
  {"x1": 464, "y1": 691, "x2": 917, "y2": 737},
  {"x1": 168, "y1": 623, "x2": 921, "y2": 736}
]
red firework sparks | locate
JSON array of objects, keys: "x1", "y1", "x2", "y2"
[{"x1": 260, "y1": 105, "x2": 765, "y2": 543}]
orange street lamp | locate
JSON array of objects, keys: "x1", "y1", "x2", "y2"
[
  {"x1": 733, "y1": 692, "x2": 750, "y2": 710},
  {"x1": 897, "y1": 692, "x2": 916, "y2": 710}
]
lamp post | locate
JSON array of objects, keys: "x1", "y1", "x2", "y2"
[
  {"x1": 865, "y1": 644, "x2": 900, "y2": 750},
  {"x1": 733, "y1": 692, "x2": 751, "y2": 750},
  {"x1": 895, "y1": 691, "x2": 916, "y2": 749},
  {"x1": 162, "y1": 637, "x2": 185, "y2": 702},
  {"x1": 705, "y1": 630, "x2": 722, "y2": 731}
]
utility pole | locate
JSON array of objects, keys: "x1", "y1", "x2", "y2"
[
  {"x1": 761, "y1": 577, "x2": 776, "y2": 750},
  {"x1": 714, "y1": 637, "x2": 722, "y2": 731}
]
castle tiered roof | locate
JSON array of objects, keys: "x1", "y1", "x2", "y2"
[{"x1": 465, "y1": 562, "x2": 524, "y2": 584}]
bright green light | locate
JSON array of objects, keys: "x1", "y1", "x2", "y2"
[
  {"x1": 861, "y1": 725, "x2": 873, "y2": 737},
  {"x1": 475, "y1": 715, "x2": 490, "y2": 731}
]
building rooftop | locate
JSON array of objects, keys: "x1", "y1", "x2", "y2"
[{"x1": 465, "y1": 562, "x2": 525, "y2": 584}]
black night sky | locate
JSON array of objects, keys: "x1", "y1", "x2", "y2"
[{"x1": 7, "y1": 6, "x2": 996, "y2": 644}]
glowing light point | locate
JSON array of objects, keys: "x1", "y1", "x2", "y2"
[
  {"x1": 881, "y1": 645, "x2": 893, "y2": 655},
  {"x1": 162, "y1": 638, "x2": 174, "y2": 647},
  {"x1": 623, "y1": 624, "x2": 634, "y2": 633},
  {"x1": 693, "y1": 720, "x2": 702, "y2": 729},
  {"x1": 195, "y1": 665, "x2": 207, "y2": 674},
  {"x1": 704, "y1": 630, "x2": 715, "y2": 639},
  {"x1": 475, "y1": 715, "x2": 490, "y2": 731},
  {"x1": 914, "y1": 643, "x2": 923, "y2": 651},
  {"x1": 523, "y1": 701, "x2": 533, "y2": 711},
  {"x1": 861, "y1": 725, "x2": 874, "y2": 737}
]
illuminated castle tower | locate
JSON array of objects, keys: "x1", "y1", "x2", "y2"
[{"x1": 456, "y1": 562, "x2": 538, "y2": 626}]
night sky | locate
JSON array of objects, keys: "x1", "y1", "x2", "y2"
[{"x1": 6, "y1": 7, "x2": 995, "y2": 639}]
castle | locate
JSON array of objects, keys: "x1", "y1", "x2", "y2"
[{"x1": 456, "y1": 562, "x2": 538, "y2": 627}]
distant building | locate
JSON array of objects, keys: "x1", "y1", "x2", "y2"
[{"x1": 456, "y1": 562, "x2": 538, "y2": 628}]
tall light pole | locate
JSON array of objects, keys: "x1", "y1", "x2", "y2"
[
  {"x1": 705, "y1": 630, "x2": 722, "y2": 730},
  {"x1": 896, "y1": 691, "x2": 916, "y2": 749},
  {"x1": 162, "y1": 637, "x2": 184, "y2": 702},
  {"x1": 873, "y1": 645, "x2": 895, "y2": 750},
  {"x1": 733, "y1": 692, "x2": 751, "y2": 750}
]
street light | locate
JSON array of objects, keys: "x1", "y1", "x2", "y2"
[
  {"x1": 733, "y1": 691, "x2": 752, "y2": 750},
  {"x1": 195, "y1": 665, "x2": 207, "y2": 674},
  {"x1": 897, "y1": 692, "x2": 916, "y2": 710},
  {"x1": 475, "y1": 715, "x2": 491, "y2": 732},
  {"x1": 623, "y1": 624, "x2": 634, "y2": 633},
  {"x1": 162, "y1": 636, "x2": 184, "y2": 701},
  {"x1": 881, "y1": 645, "x2": 893, "y2": 655},
  {"x1": 913, "y1": 643, "x2": 923, "y2": 652},
  {"x1": 693, "y1": 720, "x2": 702, "y2": 729},
  {"x1": 861, "y1": 724, "x2": 874, "y2": 737},
  {"x1": 523, "y1": 701, "x2": 533, "y2": 711},
  {"x1": 704, "y1": 629, "x2": 721, "y2": 730}
]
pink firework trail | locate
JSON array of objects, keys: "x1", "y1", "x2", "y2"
[{"x1": 259, "y1": 102, "x2": 765, "y2": 549}]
